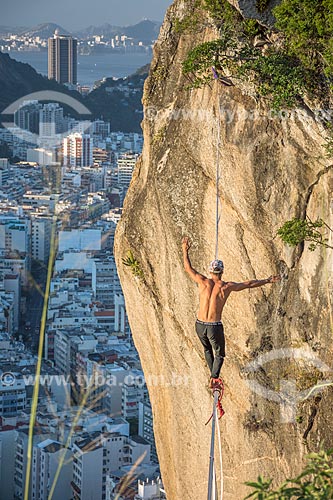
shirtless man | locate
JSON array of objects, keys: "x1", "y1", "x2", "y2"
[{"x1": 182, "y1": 236, "x2": 280, "y2": 386}]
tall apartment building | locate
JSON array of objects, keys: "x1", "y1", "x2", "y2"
[
  {"x1": 122, "y1": 375, "x2": 148, "y2": 421},
  {"x1": 114, "y1": 293, "x2": 127, "y2": 335},
  {"x1": 31, "y1": 440, "x2": 72, "y2": 500},
  {"x1": 71, "y1": 432, "x2": 150, "y2": 500},
  {"x1": 0, "y1": 158, "x2": 9, "y2": 185},
  {"x1": 2, "y1": 273, "x2": 20, "y2": 332},
  {"x1": 0, "y1": 217, "x2": 31, "y2": 285},
  {"x1": 117, "y1": 154, "x2": 138, "y2": 190},
  {"x1": 138, "y1": 399, "x2": 157, "y2": 463},
  {"x1": 48, "y1": 31, "x2": 77, "y2": 85},
  {"x1": 0, "y1": 376, "x2": 26, "y2": 417},
  {"x1": 14, "y1": 100, "x2": 42, "y2": 134},
  {"x1": 0, "y1": 217, "x2": 31, "y2": 256},
  {"x1": 63, "y1": 133, "x2": 93, "y2": 168},
  {"x1": 14, "y1": 430, "x2": 60, "y2": 500},
  {"x1": 91, "y1": 257, "x2": 118, "y2": 309},
  {"x1": 92, "y1": 120, "x2": 110, "y2": 138},
  {"x1": 39, "y1": 103, "x2": 64, "y2": 138},
  {"x1": 31, "y1": 216, "x2": 52, "y2": 263}
]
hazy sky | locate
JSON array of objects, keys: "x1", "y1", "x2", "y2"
[{"x1": 1, "y1": 0, "x2": 173, "y2": 30}]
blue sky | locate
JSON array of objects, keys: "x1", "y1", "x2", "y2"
[{"x1": 1, "y1": 0, "x2": 173, "y2": 30}]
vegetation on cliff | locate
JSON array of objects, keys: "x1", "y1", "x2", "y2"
[
  {"x1": 179, "y1": 0, "x2": 332, "y2": 109},
  {"x1": 245, "y1": 448, "x2": 333, "y2": 499},
  {"x1": 274, "y1": 0, "x2": 333, "y2": 80},
  {"x1": 278, "y1": 218, "x2": 333, "y2": 251}
]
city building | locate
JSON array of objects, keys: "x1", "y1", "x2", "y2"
[
  {"x1": 0, "y1": 159, "x2": 10, "y2": 188},
  {"x1": 0, "y1": 288, "x2": 15, "y2": 335},
  {"x1": 14, "y1": 429, "x2": 55, "y2": 500},
  {"x1": 48, "y1": 31, "x2": 77, "y2": 85},
  {"x1": 114, "y1": 293, "x2": 130, "y2": 337},
  {"x1": 71, "y1": 432, "x2": 150, "y2": 500},
  {"x1": 0, "y1": 376, "x2": 26, "y2": 417},
  {"x1": 63, "y1": 133, "x2": 93, "y2": 168},
  {"x1": 0, "y1": 216, "x2": 31, "y2": 256},
  {"x1": 135, "y1": 478, "x2": 165, "y2": 500},
  {"x1": 117, "y1": 154, "x2": 138, "y2": 192},
  {"x1": 122, "y1": 373, "x2": 148, "y2": 421},
  {"x1": 14, "y1": 100, "x2": 42, "y2": 135},
  {"x1": 138, "y1": 399, "x2": 157, "y2": 463},
  {"x1": 2, "y1": 273, "x2": 20, "y2": 332},
  {"x1": 31, "y1": 439, "x2": 72, "y2": 500},
  {"x1": 92, "y1": 120, "x2": 110, "y2": 139},
  {"x1": 59, "y1": 228, "x2": 101, "y2": 252},
  {"x1": 39, "y1": 103, "x2": 64, "y2": 138},
  {"x1": 31, "y1": 215, "x2": 52, "y2": 263},
  {"x1": 27, "y1": 147, "x2": 56, "y2": 166},
  {"x1": 92, "y1": 257, "x2": 118, "y2": 309}
]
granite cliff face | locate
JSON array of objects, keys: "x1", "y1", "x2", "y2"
[{"x1": 114, "y1": 1, "x2": 333, "y2": 498}]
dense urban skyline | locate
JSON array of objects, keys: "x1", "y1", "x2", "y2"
[{"x1": 1, "y1": 0, "x2": 173, "y2": 30}]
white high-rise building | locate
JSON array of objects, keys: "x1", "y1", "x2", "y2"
[
  {"x1": 117, "y1": 153, "x2": 138, "y2": 189},
  {"x1": 0, "y1": 217, "x2": 31, "y2": 255},
  {"x1": 31, "y1": 216, "x2": 52, "y2": 263},
  {"x1": 58, "y1": 229, "x2": 101, "y2": 252},
  {"x1": 27, "y1": 147, "x2": 56, "y2": 165},
  {"x1": 71, "y1": 432, "x2": 150, "y2": 500},
  {"x1": 39, "y1": 103, "x2": 64, "y2": 138},
  {"x1": 0, "y1": 159, "x2": 9, "y2": 189},
  {"x1": 31, "y1": 440, "x2": 72, "y2": 500},
  {"x1": 0, "y1": 377, "x2": 26, "y2": 417},
  {"x1": 63, "y1": 133, "x2": 93, "y2": 168},
  {"x1": 92, "y1": 257, "x2": 117, "y2": 308},
  {"x1": 122, "y1": 372, "x2": 148, "y2": 420}
]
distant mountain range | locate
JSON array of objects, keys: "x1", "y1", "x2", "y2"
[
  {"x1": 0, "y1": 25, "x2": 28, "y2": 36},
  {"x1": 18, "y1": 23, "x2": 71, "y2": 38},
  {"x1": 76, "y1": 20, "x2": 161, "y2": 42},
  {"x1": 0, "y1": 20, "x2": 161, "y2": 41}
]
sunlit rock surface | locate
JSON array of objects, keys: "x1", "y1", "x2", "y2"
[{"x1": 115, "y1": 1, "x2": 333, "y2": 498}]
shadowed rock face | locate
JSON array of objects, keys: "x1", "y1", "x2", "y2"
[
  {"x1": 228, "y1": 0, "x2": 280, "y2": 25},
  {"x1": 114, "y1": 1, "x2": 333, "y2": 498}
]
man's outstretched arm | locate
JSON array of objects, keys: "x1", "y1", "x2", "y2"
[
  {"x1": 182, "y1": 237, "x2": 206, "y2": 284},
  {"x1": 228, "y1": 275, "x2": 280, "y2": 292}
]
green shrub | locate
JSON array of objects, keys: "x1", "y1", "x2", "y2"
[
  {"x1": 324, "y1": 133, "x2": 333, "y2": 157},
  {"x1": 182, "y1": 0, "x2": 330, "y2": 107},
  {"x1": 274, "y1": 0, "x2": 333, "y2": 80},
  {"x1": 242, "y1": 19, "x2": 262, "y2": 38},
  {"x1": 256, "y1": 0, "x2": 270, "y2": 13},
  {"x1": 237, "y1": 50, "x2": 310, "y2": 109},
  {"x1": 122, "y1": 250, "x2": 144, "y2": 280},
  {"x1": 244, "y1": 448, "x2": 333, "y2": 499},
  {"x1": 183, "y1": 38, "x2": 309, "y2": 109},
  {"x1": 278, "y1": 217, "x2": 333, "y2": 251},
  {"x1": 174, "y1": 0, "x2": 202, "y2": 33},
  {"x1": 203, "y1": 0, "x2": 242, "y2": 26},
  {"x1": 182, "y1": 37, "x2": 237, "y2": 87}
]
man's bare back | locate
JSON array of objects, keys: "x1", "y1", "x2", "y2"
[
  {"x1": 182, "y1": 236, "x2": 280, "y2": 320},
  {"x1": 197, "y1": 279, "x2": 232, "y2": 322}
]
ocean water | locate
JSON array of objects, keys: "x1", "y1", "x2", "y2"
[{"x1": 7, "y1": 50, "x2": 152, "y2": 86}]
